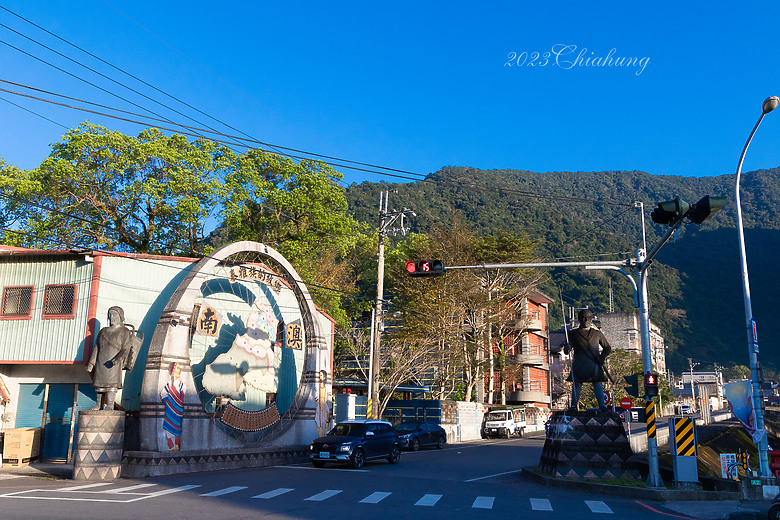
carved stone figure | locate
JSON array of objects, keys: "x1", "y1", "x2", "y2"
[
  {"x1": 86, "y1": 306, "x2": 140, "y2": 410},
  {"x1": 564, "y1": 309, "x2": 612, "y2": 411}
]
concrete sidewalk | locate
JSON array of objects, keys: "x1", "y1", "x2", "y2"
[{"x1": 662, "y1": 500, "x2": 771, "y2": 520}]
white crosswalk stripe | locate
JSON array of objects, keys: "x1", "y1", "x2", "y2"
[
  {"x1": 252, "y1": 487, "x2": 294, "y2": 499},
  {"x1": 472, "y1": 496, "x2": 494, "y2": 509},
  {"x1": 305, "y1": 489, "x2": 342, "y2": 501},
  {"x1": 108, "y1": 484, "x2": 158, "y2": 494},
  {"x1": 200, "y1": 486, "x2": 247, "y2": 497},
  {"x1": 530, "y1": 498, "x2": 553, "y2": 511},
  {"x1": 586, "y1": 500, "x2": 614, "y2": 514},
  {"x1": 360, "y1": 491, "x2": 391, "y2": 504},
  {"x1": 415, "y1": 494, "x2": 442, "y2": 507}
]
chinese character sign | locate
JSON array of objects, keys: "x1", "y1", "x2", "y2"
[
  {"x1": 197, "y1": 305, "x2": 221, "y2": 337},
  {"x1": 286, "y1": 323, "x2": 303, "y2": 350}
]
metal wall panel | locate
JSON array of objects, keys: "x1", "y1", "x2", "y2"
[
  {"x1": 42, "y1": 383, "x2": 74, "y2": 459},
  {"x1": 0, "y1": 255, "x2": 92, "y2": 362},
  {"x1": 14, "y1": 383, "x2": 45, "y2": 427}
]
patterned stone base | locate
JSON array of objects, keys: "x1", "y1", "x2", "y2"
[
  {"x1": 73, "y1": 410, "x2": 125, "y2": 481},
  {"x1": 538, "y1": 410, "x2": 641, "y2": 480},
  {"x1": 122, "y1": 447, "x2": 309, "y2": 478}
]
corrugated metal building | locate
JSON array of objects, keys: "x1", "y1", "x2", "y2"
[{"x1": 0, "y1": 245, "x2": 197, "y2": 460}]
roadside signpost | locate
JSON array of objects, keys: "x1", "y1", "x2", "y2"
[{"x1": 620, "y1": 397, "x2": 633, "y2": 410}]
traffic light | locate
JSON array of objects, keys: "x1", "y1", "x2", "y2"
[
  {"x1": 404, "y1": 260, "x2": 445, "y2": 277},
  {"x1": 651, "y1": 198, "x2": 690, "y2": 226},
  {"x1": 687, "y1": 195, "x2": 727, "y2": 225},
  {"x1": 741, "y1": 451, "x2": 748, "y2": 471},
  {"x1": 645, "y1": 373, "x2": 659, "y2": 397},
  {"x1": 624, "y1": 373, "x2": 639, "y2": 398}
]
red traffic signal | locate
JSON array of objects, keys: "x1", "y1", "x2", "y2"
[
  {"x1": 645, "y1": 373, "x2": 659, "y2": 397},
  {"x1": 405, "y1": 260, "x2": 445, "y2": 277}
]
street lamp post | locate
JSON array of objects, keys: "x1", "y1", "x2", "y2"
[{"x1": 734, "y1": 95, "x2": 778, "y2": 478}]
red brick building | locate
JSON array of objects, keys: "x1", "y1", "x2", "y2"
[{"x1": 487, "y1": 290, "x2": 553, "y2": 408}]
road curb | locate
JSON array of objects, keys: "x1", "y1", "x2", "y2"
[{"x1": 521, "y1": 466, "x2": 742, "y2": 502}]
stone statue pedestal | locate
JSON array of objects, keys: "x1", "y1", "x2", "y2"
[
  {"x1": 537, "y1": 410, "x2": 640, "y2": 480},
  {"x1": 72, "y1": 410, "x2": 125, "y2": 480}
]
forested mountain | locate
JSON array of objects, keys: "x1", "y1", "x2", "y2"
[{"x1": 345, "y1": 166, "x2": 780, "y2": 375}]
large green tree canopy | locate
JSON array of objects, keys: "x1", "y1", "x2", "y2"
[{"x1": 1, "y1": 123, "x2": 235, "y2": 255}]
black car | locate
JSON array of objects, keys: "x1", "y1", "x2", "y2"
[
  {"x1": 395, "y1": 421, "x2": 446, "y2": 451},
  {"x1": 309, "y1": 419, "x2": 401, "y2": 469}
]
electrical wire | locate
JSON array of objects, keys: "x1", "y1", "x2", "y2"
[{"x1": 0, "y1": 94, "x2": 68, "y2": 129}]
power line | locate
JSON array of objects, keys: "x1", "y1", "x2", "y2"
[
  {"x1": 0, "y1": 94, "x2": 68, "y2": 129},
  {"x1": 0, "y1": 224, "x2": 363, "y2": 300},
  {"x1": 0, "y1": 34, "x2": 212, "y2": 141}
]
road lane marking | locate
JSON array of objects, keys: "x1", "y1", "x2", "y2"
[
  {"x1": 586, "y1": 500, "x2": 613, "y2": 513},
  {"x1": 415, "y1": 494, "x2": 442, "y2": 506},
  {"x1": 360, "y1": 491, "x2": 391, "y2": 504},
  {"x1": 109, "y1": 484, "x2": 158, "y2": 494},
  {"x1": 200, "y1": 486, "x2": 248, "y2": 497},
  {"x1": 274, "y1": 466, "x2": 369, "y2": 473},
  {"x1": 0, "y1": 484, "x2": 200, "y2": 503},
  {"x1": 54, "y1": 483, "x2": 112, "y2": 492},
  {"x1": 305, "y1": 489, "x2": 342, "y2": 501},
  {"x1": 253, "y1": 487, "x2": 294, "y2": 499},
  {"x1": 530, "y1": 498, "x2": 553, "y2": 511},
  {"x1": 472, "y1": 496, "x2": 495, "y2": 509},
  {"x1": 464, "y1": 469, "x2": 523, "y2": 482}
]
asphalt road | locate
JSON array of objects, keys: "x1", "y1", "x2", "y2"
[{"x1": 0, "y1": 435, "x2": 696, "y2": 520}]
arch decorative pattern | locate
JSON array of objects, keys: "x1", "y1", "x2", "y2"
[{"x1": 138, "y1": 241, "x2": 329, "y2": 452}]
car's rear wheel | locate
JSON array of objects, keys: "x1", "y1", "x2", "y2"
[
  {"x1": 518, "y1": 428, "x2": 524, "y2": 438},
  {"x1": 768, "y1": 503, "x2": 780, "y2": 520},
  {"x1": 350, "y1": 449, "x2": 365, "y2": 469},
  {"x1": 312, "y1": 460, "x2": 326, "y2": 468},
  {"x1": 436, "y1": 436, "x2": 445, "y2": 449},
  {"x1": 411, "y1": 438, "x2": 421, "y2": 451},
  {"x1": 387, "y1": 446, "x2": 400, "y2": 464}
]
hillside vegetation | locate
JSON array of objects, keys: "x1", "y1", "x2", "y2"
[{"x1": 345, "y1": 166, "x2": 780, "y2": 375}]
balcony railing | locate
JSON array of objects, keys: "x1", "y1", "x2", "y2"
[{"x1": 506, "y1": 390, "x2": 550, "y2": 404}]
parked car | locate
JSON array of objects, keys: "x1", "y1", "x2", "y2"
[
  {"x1": 680, "y1": 405, "x2": 694, "y2": 415},
  {"x1": 394, "y1": 421, "x2": 447, "y2": 451},
  {"x1": 309, "y1": 419, "x2": 401, "y2": 469}
]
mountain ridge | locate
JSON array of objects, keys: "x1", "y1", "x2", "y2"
[{"x1": 345, "y1": 166, "x2": 780, "y2": 375}]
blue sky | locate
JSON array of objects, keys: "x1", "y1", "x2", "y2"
[{"x1": 1, "y1": 1, "x2": 779, "y2": 186}]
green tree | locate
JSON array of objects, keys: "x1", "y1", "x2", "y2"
[
  {"x1": 221, "y1": 149, "x2": 366, "y2": 328},
  {"x1": 388, "y1": 218, "x2": 539, "y2": 404},
  {"x1": 1, "y1": 123, "x2": 235, "y2": 255}
]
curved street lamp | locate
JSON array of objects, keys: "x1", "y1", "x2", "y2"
[{"x1": 735, "y1": 95, "x2": 778, "y2": 478}]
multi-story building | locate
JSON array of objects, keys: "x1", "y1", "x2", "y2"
[
  {"x1": 596, "y1": 312, "x2": 666, "y2": 374},
  {"x1": 489, "y1": 289, "x2": 553, "y2": 409}
]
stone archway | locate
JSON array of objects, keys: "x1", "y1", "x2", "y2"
[{"x1": 136, "y1": 241, "x2": 329, "y2": 456}]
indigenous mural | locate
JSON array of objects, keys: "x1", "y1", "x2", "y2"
[
  {"x1": 161, "y1": 362, "x2": 184, "y2": 450},
  {"x1": 190, "y1": 262, "x2": 306, "y2": 417},
  {"x1": 137, "y1": 241, "x2": 331, "y2": 459}
]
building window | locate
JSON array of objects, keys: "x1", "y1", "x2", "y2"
[
  {"x1": 1, "y1": 285, "x2": 34, "y2": 318},
  {"x1": 42, "y1": 284, "x2": 77, "y2": 318}
]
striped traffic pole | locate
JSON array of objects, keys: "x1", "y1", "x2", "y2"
[
  {"x1": 645, "y1": 399, "x2": 656, "y2": 439},
  {"x1": 674, "y1": 417, "x2": 696, "y2": 457}
]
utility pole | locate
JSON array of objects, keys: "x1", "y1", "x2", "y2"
[
  {"x1": 688, "y1": 358, "x2": 699, "y2": 412},
  {"x1": 370, "y1": 190, "x2": 414, "y2": 419}
]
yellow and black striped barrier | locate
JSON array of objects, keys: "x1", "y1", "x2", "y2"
[
  {"x1": 675, "y1": 417, "x2": 696, "y2": 456},
  {"x1": 645, "y1": 400, "x2": 656, "y2": 439}
]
